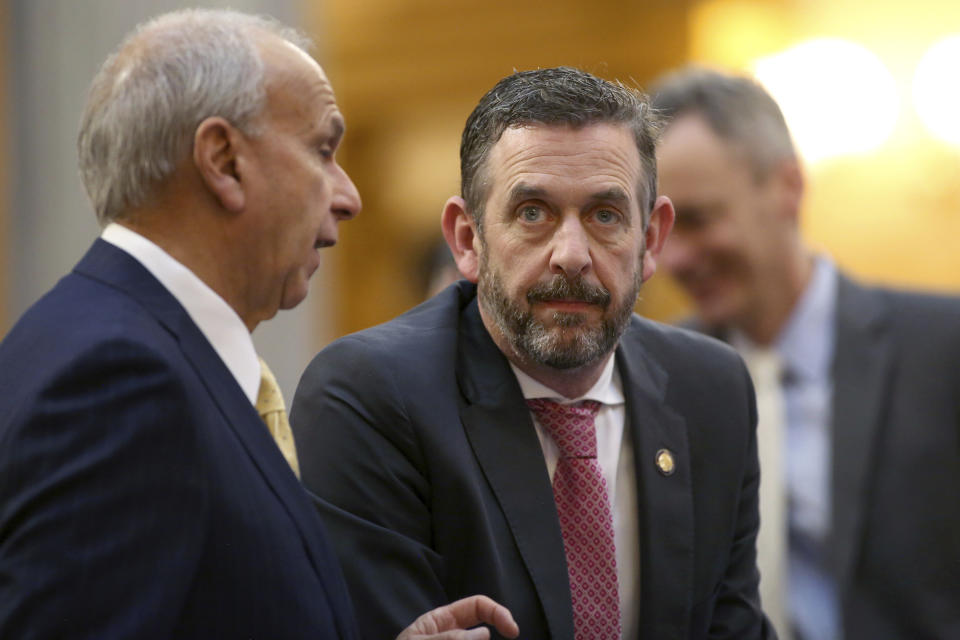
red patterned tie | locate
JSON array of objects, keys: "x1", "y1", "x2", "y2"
[{"x1": 526, "y1": 398, "x2": 621, "y2": 640}]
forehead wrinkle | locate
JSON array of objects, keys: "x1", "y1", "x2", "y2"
[
  {"x1": 490, "y1": 125, "x2": 643, "y2": 203},
  {"x1": 588, "y1": 186, "x2": 630, "y2": 205}
]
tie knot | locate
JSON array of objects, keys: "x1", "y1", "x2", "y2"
[{"x1": 526, "y1": 398, "x2": 601, "y2": 459}]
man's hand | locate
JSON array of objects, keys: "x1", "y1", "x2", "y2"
[{"x1": 396, "y1": 595, "x2": 519, "y2": 640}]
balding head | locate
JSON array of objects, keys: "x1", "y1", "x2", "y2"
[
  {"x1": 77, "y1": 8, "x2": 312, "y2": 224},
  {"x1": 651, "y1": 67, "x2": 796, "y2": 180}
]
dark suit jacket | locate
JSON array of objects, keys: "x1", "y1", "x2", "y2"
[
  {"x1": 0, "y1": 240, "x2": 358, "y2": 639},
  {"x1": 693, "y1": 273, "x2": 960, "y2": 638},
  {"x1": 291, "y1": 281, "x2": 775, "y2": 640},
  {"x1": 830, "y1": 275, "x2": 960, "y2": 638}
]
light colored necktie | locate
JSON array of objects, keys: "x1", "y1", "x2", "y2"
[
  {"x1": 740, "y1": 346, "x2": 789, "y2": 640},
  {"x1": 526, "y1": 398, "x2": 621, "y2": 640},
  {"x1": 256, "y1": 357, "x2": 300, "y2": 479}
]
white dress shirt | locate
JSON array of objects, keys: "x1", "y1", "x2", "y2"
[
  {"x1": 101, "y1": 223, "x2": 261, "y2": 406},
  {"x1": 510, "y1": 355, "x2": 639, "y2": 640}
]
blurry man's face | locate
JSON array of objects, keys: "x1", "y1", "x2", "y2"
[
  {"x1": 475, "y1": 123, "x2": 651, "y2": 370},
  {"x1": 657, "y1": 113, "x2": 786, "y2": 329},
  {"x1": 242, "y1": 38, "x2": 361, "y2": 317}
]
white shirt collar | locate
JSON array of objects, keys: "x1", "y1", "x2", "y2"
[
  {"x1": 101, "y1": 223, "x2": 261, "y2": 405},
  {"x1": 509, "y1": 353, "x2": 625, "y2": 405}
]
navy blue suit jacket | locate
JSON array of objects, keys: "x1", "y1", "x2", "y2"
[
  {"x1": 0, "y1": 240, "x2": 358, "y2": 639},
  {"x1": 292, "y1": 282, "x2": 775, "y2": 640}
]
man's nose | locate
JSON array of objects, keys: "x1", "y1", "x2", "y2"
[
  {"x1": 549, "y1": 215, "x2": 592, "y2": 278},
  {"x1": 332, "y1": 163, "x2": 361, "y2": 221}
]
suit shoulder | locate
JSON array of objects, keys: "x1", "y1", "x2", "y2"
[
  {"x1": 311, "y1": 286, "x2": 464, "y2": 366},
  {"x1": 878, "y1": 285, "x2": 960, "y2": 320},
  {"x1": 843, "y1": 279, "x2": 960, "y2": 349},
  {"x1": 625, "y1": 315, "x2": 743, "y2": 369},
  {"x1": 620, "y1": 316, "x2": 753, "y2": 418},
  {"x1": 0, "y1": 278, "x2": 192, "y2": 438}
]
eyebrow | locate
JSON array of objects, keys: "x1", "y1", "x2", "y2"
[
  {"x1": 506, "y1": 183, "x2": 548, "y2": 204},
  {"x1": 329, "y1": 117, "x2": 345, "y2": 146},
  {"x1": 507, "y1": 184, "x2": 632, "y2": 205},
  {"x1": 587, "y1": 187, "x2": 631, "y2": 207}
]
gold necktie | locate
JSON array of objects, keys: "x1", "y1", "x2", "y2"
[{"x1": 256, "y1": 357, "x2": 301, "y2": 478}]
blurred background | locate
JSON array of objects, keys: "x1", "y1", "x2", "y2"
[{"x1": 2, "y1": 0, "x2": 960, "y2": 397}]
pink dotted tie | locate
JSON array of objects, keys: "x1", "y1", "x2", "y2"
[{"x1": 526, "y1": 398, "x2": 621, "y2": 640}]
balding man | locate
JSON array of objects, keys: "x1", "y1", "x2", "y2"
[{"x1": 0, "y1": 9, "x2": 516, "y2": 639}]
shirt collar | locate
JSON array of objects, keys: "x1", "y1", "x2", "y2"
[
  {"x1": 101, "y1": 223, "x2": 261, "y2": 405},
  {"x1": 775, "y1": 256, "x2": 837, "y2": 383},
  {"x1": 510, "y1": 353, "x2": 625, "y2": 405}
]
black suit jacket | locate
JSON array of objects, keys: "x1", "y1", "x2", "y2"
[
  {"x1": 0, "y1": 240, "x2": 358, "y2": 639},
  {"x1": 691, "y1": 273, "x2": 960, "y2": 638},
  {"x1": 830, "y1": 275, "x2": 960, "y2": 638},
  {"x1": 291, "y1": 282, "x2": 775, "y2": 639}
]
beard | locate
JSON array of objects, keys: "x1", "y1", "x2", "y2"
[{"x1": 478, "y1": 256, "x2": 643, "y2": 370}]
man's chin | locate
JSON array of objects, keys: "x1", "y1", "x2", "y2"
[
  {"x1": 518, "y1": 324, "x2": 608, "y2": 367},
  {"x1": 695, "y1": 296, "x2": 743, "y2": 329},
  {"x1": 533, "y1": 307, "x2": 600, "y2": 328},
  {"x1": 279, "y1": 283, "x2": 310, "y2": 312}
]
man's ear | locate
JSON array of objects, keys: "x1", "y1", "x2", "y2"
[
  {"x1": 773, "y1": 157, "x2": 804, "y2": 224},
  {"x1": 641, "y1": 195, "x2": 676, "y2": 282},
  {"x1": 441, "y1": 196, "x2": 481, "y2": 283},
  {"x1": 193, "y1": 116, "x2": 246, "y2": 212}
]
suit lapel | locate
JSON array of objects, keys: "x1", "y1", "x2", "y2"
[
  {"x1": 830, "y1": 275, "x2": 893, "y2": 590},
  {"x1": 618, "y1": 325, "x2": 694, "y2": 639},
  {"x1": 74, "y1": 241, "x2": 355, "y2": 633},
  {"x1": 456, "y1": 297, "x2": 576, "y2": 640}
]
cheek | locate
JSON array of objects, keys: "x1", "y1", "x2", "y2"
[
  {"x1": 594, "y1": 245, "x2": 640, "y2": 289},
  {"x1": 698, "y1": 221, "x2": 745, "y2": 261}
]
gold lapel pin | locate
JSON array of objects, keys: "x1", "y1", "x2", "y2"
[{"x1": 655, "y1": 449, "x2": 676, "y2": 476}]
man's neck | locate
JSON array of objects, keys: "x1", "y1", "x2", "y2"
[
  {"x1": 739, "y1": 250, "x2": 815, "y2": 346},
  {"x1": 510, "y1": 353, "x2": 612, "y2": 400},
  {"x1": 117, "y1": 212, "x2": 260, "y2": 333}
]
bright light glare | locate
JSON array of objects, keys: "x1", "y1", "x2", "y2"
[
  {"x1": 913, "y1": 35, "x2": 960, "y2": 146},
  {"x1": 754, "y1": 39, "x2": 899, "y2": 163}
]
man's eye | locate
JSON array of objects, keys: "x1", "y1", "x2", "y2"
[
  {"x1": 594, "y1": 209, "x2": 620, "y2": 224},
  {"x1": 519, "y1": 206, "x2": 544, "y2": 222}
]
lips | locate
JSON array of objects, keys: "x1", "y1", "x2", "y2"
[{"x1": 540, "y1": 298, "x2": 594, "y2": 308}]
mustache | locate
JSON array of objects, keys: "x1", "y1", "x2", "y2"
[{"x1": 526, "y1": 275, "x2": 611, "y2": 308}]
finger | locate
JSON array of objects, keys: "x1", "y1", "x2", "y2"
[
  {"x1": 437, "y1": 595, "x2": 520, "y2": 638},
  {"x1": 425, "y1": 629, "x2": 490, "y2": 640},
  {"x1": 397, "y1": 620, "x2": 490, "y2": 640}
]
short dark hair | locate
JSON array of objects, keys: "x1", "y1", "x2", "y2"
[
  {"x1": 460, "y1": 66, "x2": 660, "y2": 228},
  {"x1": 650, "y1": 66, "x2": 796, "y2": 177}
]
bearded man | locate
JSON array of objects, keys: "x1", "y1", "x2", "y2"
[{"x1": 290, "y1": 67, "x2": 775, "y2": 640}]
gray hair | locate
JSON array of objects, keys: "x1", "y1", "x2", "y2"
[
  {"x1": 649, "y1": 66, "x2": 796, "y2": 178},
  {"x1": 77, "y1": 8, "x2": 312, "y2": 224},
  {"x1": 460, "y1": 66, "x2": 661, "y2": 230}
]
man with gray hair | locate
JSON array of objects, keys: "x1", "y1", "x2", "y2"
[
  {"x1": 0, "y1": 9, "x2": 518, "y2": 639},
  {"x1": 292, "y1": 67, "x2": 775, "y2": 639},
  {"x1": 652, "y1": 66, "x2": 960, "y2": 639}
]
